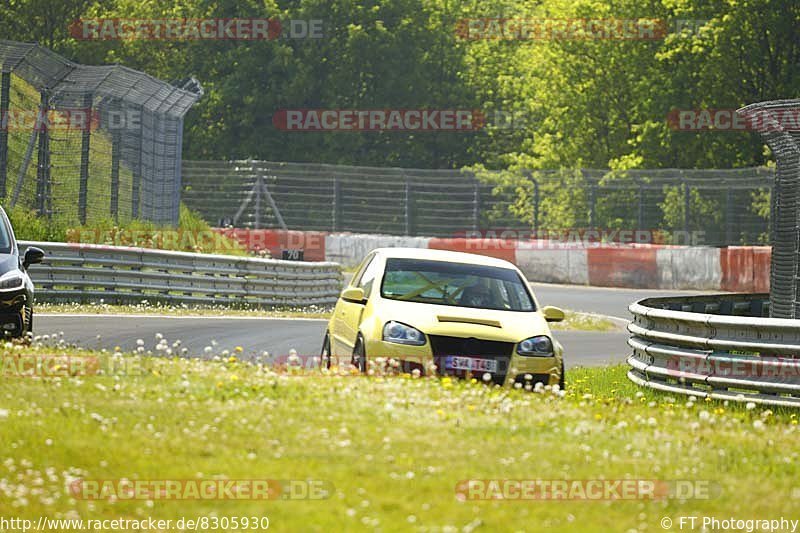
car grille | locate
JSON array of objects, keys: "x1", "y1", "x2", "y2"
[{"x1": 428, "y1": 335, "x2": 514, "y2": 385}]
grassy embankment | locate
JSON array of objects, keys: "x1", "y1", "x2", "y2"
[{"x1": 0, "y1": 339, "x2": 796, "y2": 532}]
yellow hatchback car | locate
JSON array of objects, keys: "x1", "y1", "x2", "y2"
[{"x1": 321, "y1": 248, "x2": 566, "y2": 388}]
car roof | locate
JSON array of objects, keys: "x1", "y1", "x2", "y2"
[{"x1": 372, "y1": 247, "x2": 518, "y2": 269}]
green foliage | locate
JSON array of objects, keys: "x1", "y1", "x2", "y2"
[
  {"x1": 7, "y1": 204, "x2": 249, "y2": 255},
  {"x1": 0, "y1": 0, "x2": 794, "y2": 237}
]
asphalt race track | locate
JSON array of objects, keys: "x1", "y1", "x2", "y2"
[{"x1": 36, "y1": 284, "x2": 705, "y2": 369}]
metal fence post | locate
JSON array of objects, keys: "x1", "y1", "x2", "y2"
[
  {"x1": 725, "y1": 186, "x2": 733, "y2": 245},
  {"x1": 110, "y1": 128, "x2": 121, "y2": 221},
  {"x1": 404, "y1": 179, "x2": 413, "y2": 236},
  {"x1": 682, "y1": 176, "x2": 690, "y2": 235},
  {"x1": 588, "y1": 179, "x2": 596, "y2": 228},
  {"x1": 254, "y1": 171, "x2": 262, "y2": 230},
  {"x1": 332, "y1": 176, "x2": 341, "y2": 232},
  {"x1": 78, "y1": 93, "x2": 92, "y2": 224},
  {"x1": 36, "y1": 90, "x2": 50, "y2": 217},
  {"x1": 472, "y1": 179, "x2": 480, "y2": 231},
  {"x1": 0, "y1": 71, "x2": 10, "y2": 199},
  {"x1": 530, "y1": 174, "x2": 540, "y2": 236},
  {"x1": 637, "y1": 182, "x2": 644, "y2": 231}
]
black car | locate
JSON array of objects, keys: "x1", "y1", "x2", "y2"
[{"x1": 0, "y1": 207, "x2": 44, "y2": 338}]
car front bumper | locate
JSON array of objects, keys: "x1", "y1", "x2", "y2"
[{"x1": 363, "y1": 336, "x2": 562, "y2": 387}]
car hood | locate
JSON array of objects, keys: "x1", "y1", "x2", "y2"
[
  {"x1": 373, "y1": 297, "x2": 552, "y2": 342},
  {"x1": 0, "y1": 254, "x2": 19, "y2": 275}
]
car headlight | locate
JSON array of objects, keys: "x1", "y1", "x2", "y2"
[
  {"x1": 383, "y1": 321, "x2": 426, "y2": 346},
  {"x1": 517, "y1": 335, "x2": 553, "y2": 357},
  {"x1": 0, "y1": 271, "x2": 24, "y2": 291}
]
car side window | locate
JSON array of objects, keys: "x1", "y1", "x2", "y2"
[
  {"x1": 350, "y1": 253, "x2": 376, "y2": 288},
  {"x1": 357, "y1": 256, "x2": 382, "y2": 297}
]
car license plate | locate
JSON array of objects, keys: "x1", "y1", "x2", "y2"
[{"x1": 445, "y1": 356, "x2": 497, "y2": 373}]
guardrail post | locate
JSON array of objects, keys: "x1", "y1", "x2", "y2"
[
  {"x1": 36, "y1": 90, "x2": 51, "y2": 218},
  {"x1": 0, "y1": 70, "x2": 10, "y2": 199}
]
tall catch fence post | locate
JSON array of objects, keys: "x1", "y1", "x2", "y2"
[
  {"x1": 0, "y1": 40, "x2": 202, "y2": 226},
  {"x1": 738, "y1": 100, "x2": 800, "y2": 318}
]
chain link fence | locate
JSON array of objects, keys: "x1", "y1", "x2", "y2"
[
  {"x1": 739, "y1": 99, "x2": 800, "y2": 319},
  {"x1": 0, "y1": 40, "x2": 202, "y2": 226},
  {"x1": 182, "y1": 160, "x2": 774, "y2": 246}
]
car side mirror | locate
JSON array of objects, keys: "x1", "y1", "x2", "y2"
[
  {"x1": 22, "y1": 247, "x2": 44, "y2": 269},
  {"x1": 341, "y1": 287, "x2": 366, "y2": 303},
  {"x1": 542, "y1": 305, "x2": 565, "y2": 322}
]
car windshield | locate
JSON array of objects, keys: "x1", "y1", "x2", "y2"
[{"x1": 380, "y1": 258, "x2": 535, "y2": 312}]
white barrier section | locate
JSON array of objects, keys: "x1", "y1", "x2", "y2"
[
  {"x1": 515, "y1": 243, "x2": 589, "y2": 285},
  {"x1": 324, "y1": 233, "x2": 431, "y2": 268},
  {"x1": 656, "y1": 247, "x2": 722, "y2": 290}
]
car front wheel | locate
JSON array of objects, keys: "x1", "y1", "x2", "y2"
[
  {"x1": 320, "y1": 332, "x2": 332, "y2": 369},
  {"x1": 352, "y1": 336, "x2": 366, "y2": 373}
]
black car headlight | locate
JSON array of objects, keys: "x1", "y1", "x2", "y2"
[
  {"x1": 0, "y1": 271, "x2": 24, "y2": 291},
  {"x1": 517, "y1": 335, "x2": 554, "y2": 357},
  {"x1": 382, "y1": 321, "x2": 426, "y2": 346}
]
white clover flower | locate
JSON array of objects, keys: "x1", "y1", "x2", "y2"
[
  {"x1": 136, "y1": 339, "x2": 144, "y2": 347},
  {"x1": 746, "y1": 402, "x2": 756, "y2": 410},
  {"x1": 482, "y1": 373, "x2": 491, "y2": 382}
]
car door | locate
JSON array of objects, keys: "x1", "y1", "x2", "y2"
[
  {"x1": 335, "y1": 254, "x2": 382, "y2": 354},
  {"x1": 331, "y1": 253, "x2": 373, "y2": 354}
]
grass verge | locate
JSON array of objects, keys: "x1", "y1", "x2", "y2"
[
  {"x1": 35, "y1": 304, "x2": 619, "y2": 330},
  {"x1": 0, "y1": 342, "x2": 797, "y2": 531}
]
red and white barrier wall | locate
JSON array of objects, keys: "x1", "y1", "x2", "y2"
[{"x1": 215, "y1": 229, "x2": 770, "y2": 291}]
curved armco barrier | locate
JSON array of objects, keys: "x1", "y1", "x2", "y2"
[
  {"x1": 20, "y1": 241, "x2": 343, "y2": 307},
  {"x1": 627, "y1": 293, "x2": 800, "y2": 407}
]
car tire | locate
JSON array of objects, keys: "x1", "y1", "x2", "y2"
[
  {"x1": 352, "y1": 335, "x2": 366, "y2": 373},
  {"x1": 559, "y1": 359, "x2": 565, "y2": 390},
  {"x1": 320, "y1": 332, "x2": 332, "y2": 369}
]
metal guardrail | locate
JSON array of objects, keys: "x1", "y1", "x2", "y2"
[
  {"x1": 627, "y1": 293, "x2": 800, "y2": 407},
  {"x1": 20, "y1": 241, "x2": 342, "y2": 307}
]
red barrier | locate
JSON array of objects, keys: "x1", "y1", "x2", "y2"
[
  {"x1": 587, "y1": 246, "x2": 659, "y2": 288},
  {"x1": 721, "y1": 246, "x2": 771, "y2": 292},
  {"x1": 428, "y1": 238, "x2": 517, "y2": 263},
  {"x1": 214, "y1": 229, "x2": 327, "y2": 261},
  {"x1": 753, "y1": 247, "x2": 771, "y2": 292},
  {"x1": 720, "y1": 247, "x2": 754, "y2": 292}
]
